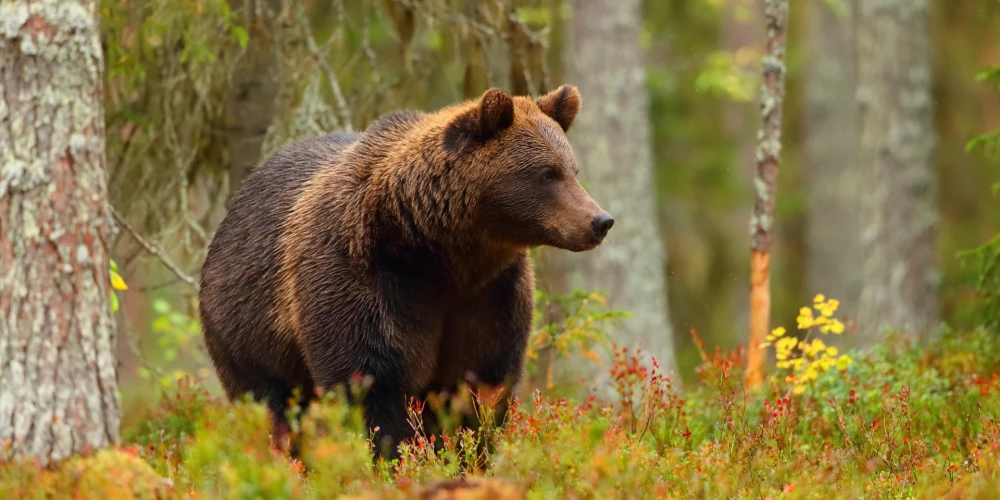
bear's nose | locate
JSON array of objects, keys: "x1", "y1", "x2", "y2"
[{"x1": 591, "y1": 212, "x2": 615, "y2": 239}]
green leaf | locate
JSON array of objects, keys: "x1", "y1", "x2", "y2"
[
  {"x1": 422, "y1": 29, "x2": 443, "y2": 52},
  {"x1": 820, "y1": 0, "x2": 849, "y2": 18},
  {"x1": 516, "y1": 6, "x2": 549, "y2": 25},
  {"x1": 169, "y1": 312, "x2": 187, "y2": 327},
  {"x1": 110, "y1": 292, "x2": 119, "y2": 313},
  {"x1": 975, "y1": 67, "x2": 1000, "y2": 83},
  {"x1": 152, "y1": 316, "x2": 171, "y2": 333},
  {"x1": 965, "y1": 130, "x2": 1000, "y2": 154},
  {"x1": 153, "y1": 298, "x2": 171, "y2": 315},
  {"x1": 231, "y1": 26, "x2": 248, "y2": 49}
]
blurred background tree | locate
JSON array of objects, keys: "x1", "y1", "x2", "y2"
[
  {"x1": 804, "y1": 0, "x2": 861, "y2": 330},
  {"x1": 856, "y1": 0, "x2": 939, "y2": 342},
  {"x1": 537, "y1": 0, "x2": 679, "y2": 397},
  {"x1": 93, "y1": 0, "x2": 1000, "y2": 419}
]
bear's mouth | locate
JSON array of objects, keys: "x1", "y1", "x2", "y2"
[{"x1": 558, "y1": 232, "x2": 606, "y2": 252}]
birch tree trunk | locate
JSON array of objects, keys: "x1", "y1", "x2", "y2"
[
  {"x1": 0, "y1": 0, "x2": 120, "y2": 466},
  {"x1": 542, "y1": 0, "x2": 678, "y2": 389},
  {"x1": 805, "y1": 1, "x2": 862, "y2": 324},
  {"x1": 856, "y1": 0, "x2": 939, "y2": 340},
  {"x1": 746, "y1": 0, "x2": 789, "y2": 389}
]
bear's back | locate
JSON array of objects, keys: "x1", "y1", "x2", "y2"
[{"x1": 199, "y1": 132, "x2": 360, "y2": 380}]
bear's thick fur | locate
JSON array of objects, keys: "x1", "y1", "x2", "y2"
[{"x1": 199, "y1": 85, "x2": 613, "y2": 459}]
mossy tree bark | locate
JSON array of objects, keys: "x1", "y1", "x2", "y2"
[
  {"x1": 804, "y1": 1, "x2": 861, "y2": 322},
  {"x1": 0, "y1": 0, "x2": 120, "y2": 466},
  {"x1": 541, "y1": 0, "x2": 678, "y2": 391},
  {"x1": 856, "y1": 0, "x2": 938, "y2": 340},
  {"x1": 746, "y1": 0, "x2": 789, "y2": 390}
]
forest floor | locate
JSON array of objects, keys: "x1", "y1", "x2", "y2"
[{"x1": 4, "y1": 320, "x2": 1000, "y2": 499}]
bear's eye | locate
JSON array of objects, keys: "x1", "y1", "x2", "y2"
[{"x1": 540, "y1": 168, "x2": 560, "y2": 183}]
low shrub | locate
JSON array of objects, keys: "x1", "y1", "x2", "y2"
[{"x1": 5, "y1": 297, "x2": 1000, "y2": 499}]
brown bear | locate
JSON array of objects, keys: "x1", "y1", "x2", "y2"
[{"x1": 198, "y1": 84, "x2": 613, "y2": 460}]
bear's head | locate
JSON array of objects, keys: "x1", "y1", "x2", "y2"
[{"x1": 441, "y1": 85, "x2": 613, "y2": 253}]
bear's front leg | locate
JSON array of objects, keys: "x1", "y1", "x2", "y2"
[
  {"x1": 362, "y1": 377, "x2": 414, "y2": 461},
  {"x1": 317, "y1": 355, "x2": 416, "y2": 462},
  {"x1": 448, "y1": 253, "x2": 535, "y2": 431},
  {"x1": 300, "y1": 313, "x2": 419, "y2": 463}
]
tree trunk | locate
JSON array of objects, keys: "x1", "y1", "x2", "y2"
[
  {"x1": 224, "y1": 0, "x2": 285, "y2": 200},
  {"x1": 746, "y1": 0, "x2": 789, "y2": 390},
  {"x1": 542, "y1": 0, "x2": 678, "y2": 390},
  {"x1": 0, "y1": 0, "x2": 120, "y2": 466},
  {"x1": 804, "y1": 0, "x2": 861, "y2": 327},
  {"x1": 856, "y1": 0, "x2": 938, "y2": 340}
]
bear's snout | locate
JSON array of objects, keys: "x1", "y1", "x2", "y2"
[{"x1": 591, "y1": 212, "x2": 614, "y2": 239}]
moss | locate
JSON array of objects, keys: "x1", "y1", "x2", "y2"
[{"x1": 0, "y1": 449, "x2": 174, "y2": 499}]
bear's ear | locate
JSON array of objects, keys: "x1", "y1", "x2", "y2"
[
  {"x1": 478, "y1": 88, "x2": 515, "y2": 137},
  {"x1": 534, "y1": 84, "x2": 582, "y2": 132},
  {"x1": 443, "y1": 88, "x2": 515, "y2": 152}
]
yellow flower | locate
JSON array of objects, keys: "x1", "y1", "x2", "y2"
[
  {"x1": 776, "y1": 360, "x2": 791, "y2": 369},
  {"x1": 815, "y1": 357, "x2": 833, "y2": 371},
  {"x1": 764, "y1": 326, "x2": 789, "y2": 347},
  {"x1": 797, "y1": 307, "x2": 815, "y2": 329},
  {"x1": 826, "y1": 346, "x2": 839, "y2": 356},
  {"x1": 802, "y1": 338, "x2": 827, "y2": 357},
  {"x1": 819, "y1": 318, "x2": 845, "y2": 335},
  {"x1": 775, "y1": 337, "x2": 797, "y2": 361},
  {"x1": 817, "y1": 298, "x2": 840, "y2": 317},
  {"x1": 793, "y1": 385, "x2": 806, "y2": 395},
  {"x1": 835, "y1": 355, "x2": 853, "y2": 370},
  {"x1": 110, "y1": 269, "x2": 128, "y2": 291},
  {"x1": 830, "y1": 319, "x2": 845, "y2": 334},
  {"x1": 813, "y1": 294, "x2": 826, "y2": 303}
]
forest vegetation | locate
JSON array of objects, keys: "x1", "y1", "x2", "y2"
[{"x1": 2, "y1": 0, "x2": 1000, "y2": 498}]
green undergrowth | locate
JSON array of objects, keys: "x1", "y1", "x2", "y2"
[{"x1": 6, "y1": 324, "x2": 1000, "y2": 499}]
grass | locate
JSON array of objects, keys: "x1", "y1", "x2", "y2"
[{"x1": 5, "y1": 307, "x2": 1000, "y2": 499}]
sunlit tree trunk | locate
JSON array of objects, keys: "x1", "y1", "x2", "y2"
[
  {"x1": 0, "y1": 0, "x2": 120, "y2": 466},
  {"x1": 856, "y1": 0, "x2": 938, "y2": 340},
  {"x1": 746, "y1": 0, "x2": 789, "y2": 389},
  {"x1": 540, "y1": 0, "x2": 678, "y2": 392},
  {"x1": 805, "y1": 1, "x2": 862, "y2": 324}
]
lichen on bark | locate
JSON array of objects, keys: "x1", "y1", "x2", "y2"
[
  {"x1": 804, "y1": 0, "x2": 862, "y2": 323},
  {"x1": 856, "y1": 0, "x2": 939, "y2": 340},
  {"x1": 746, "y1": 0, "x2": 789, "y2": 389},
  {"x1": 539, "y1": 0, "x2": 678, "y2": 397},
  {"x1": 1, "y1": 0, "x2": 120, "y2": 467}
]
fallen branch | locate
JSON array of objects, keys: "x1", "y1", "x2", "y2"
[
  {"x1": 110, "y1": 206, "x2": 200, "y2": 292},
  {"x1": 298, "y1": 2, "x2": 354, "y2": 132}
]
